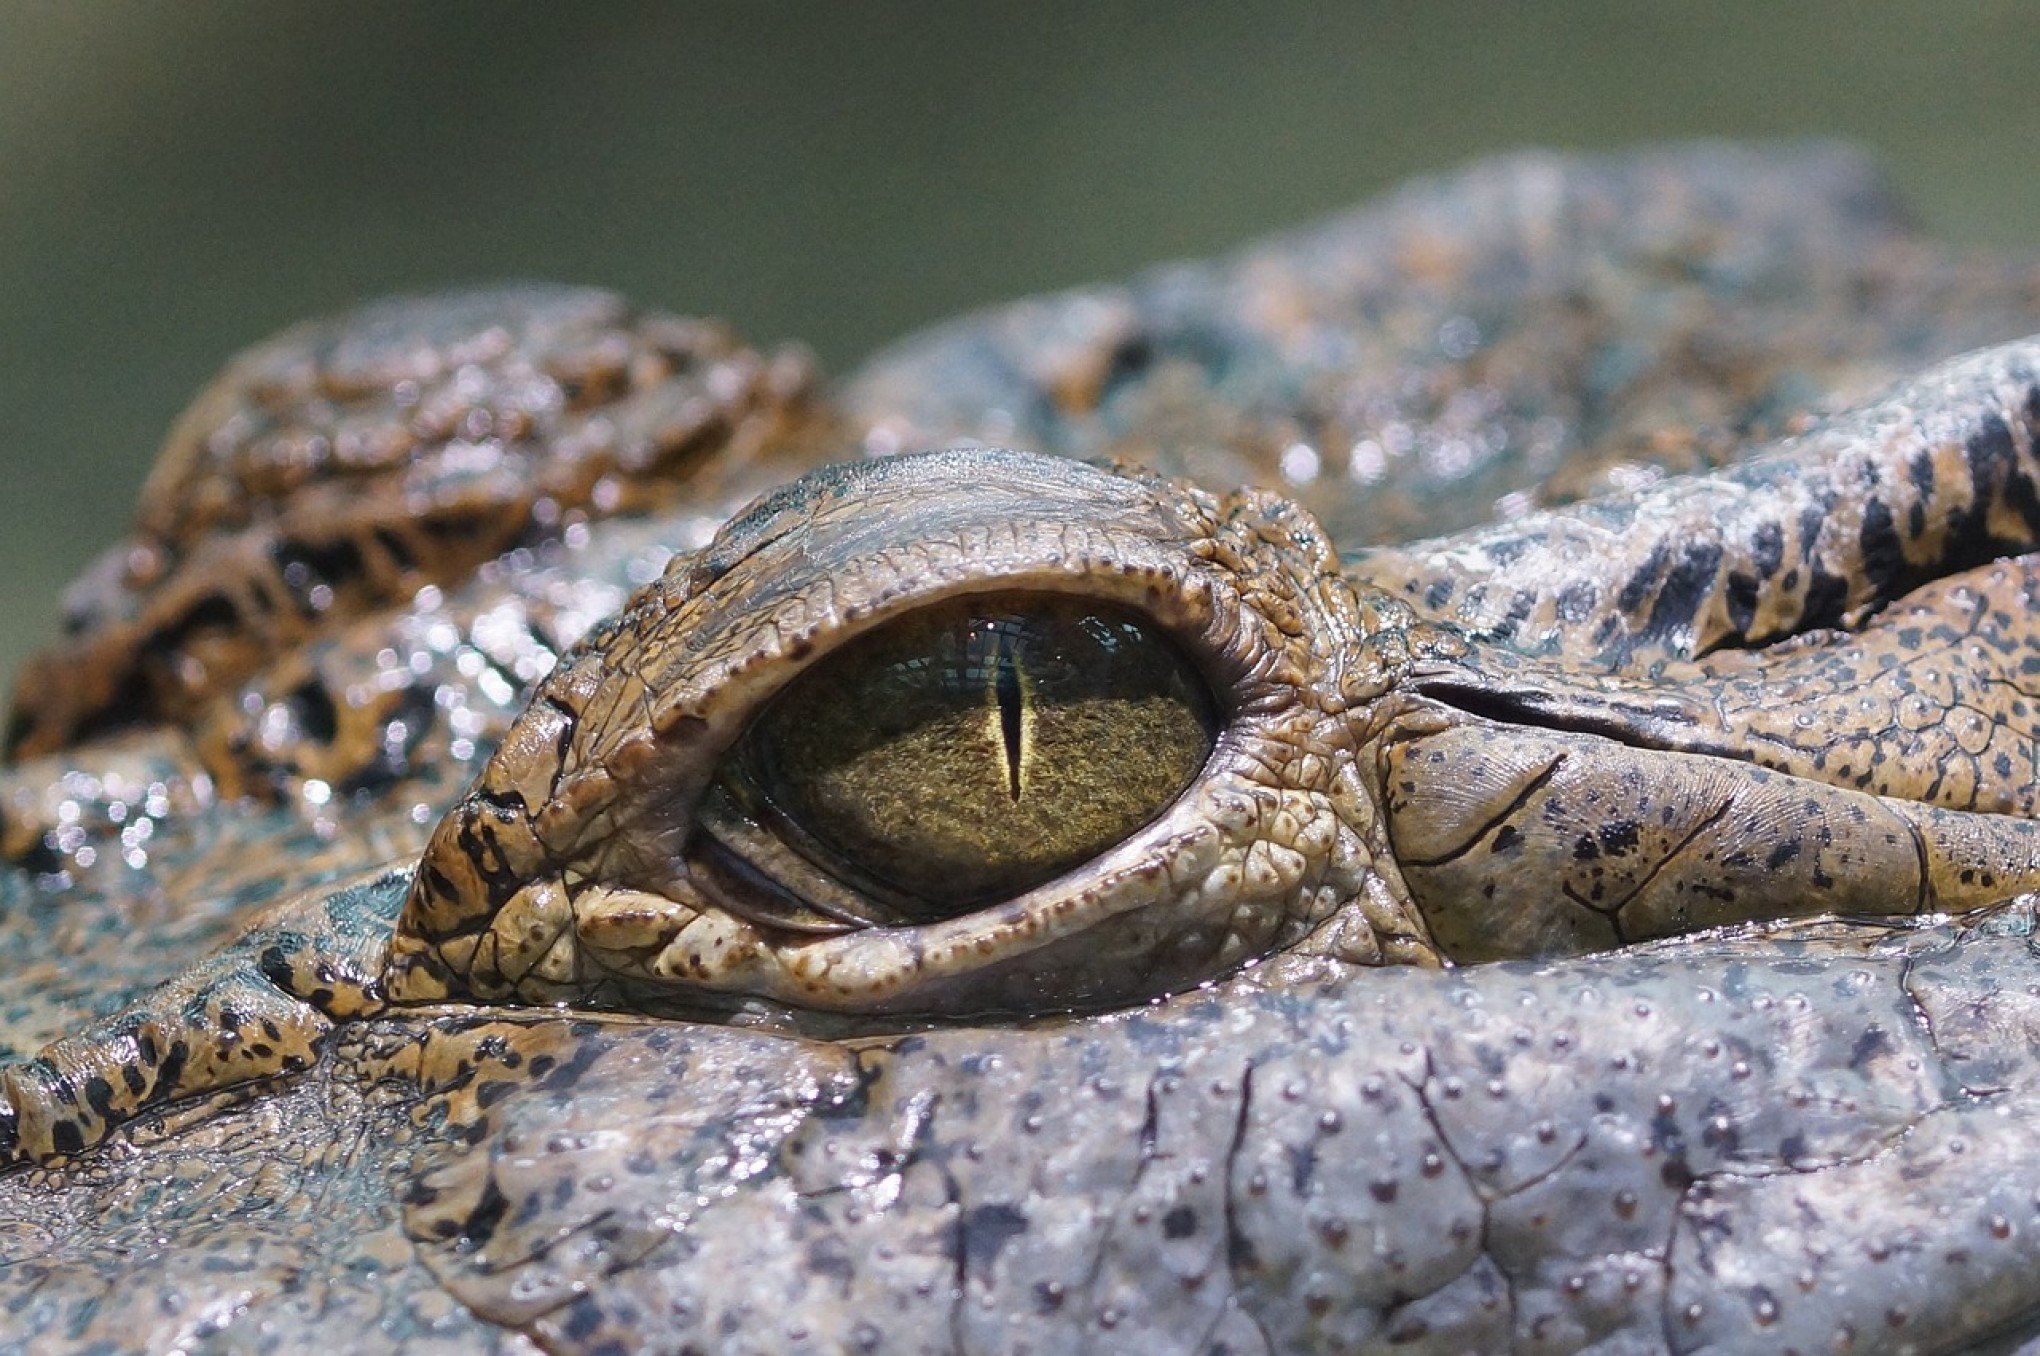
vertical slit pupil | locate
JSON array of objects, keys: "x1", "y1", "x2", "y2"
[{"x1": 994, "y1": 630, "x2": 1025, "y2": 803}]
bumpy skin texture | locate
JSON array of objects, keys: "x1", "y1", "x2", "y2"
[
  {"x1": 389, "y1": 448, "x2": 1434, "y2": 1017},
  {"x1": 6, "y1": 287, "x2": 826, "y2": 766},
  {"x1": 6, "y1": 145, "x2": 2040, "y2": 1353},
  {"x1": 396, "y1": 343, "x2": 2040, "y2": 1010}
]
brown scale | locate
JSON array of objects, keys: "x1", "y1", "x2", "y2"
[{"x1": 5, "y1": 284, "x2": 831, "y2": 762}]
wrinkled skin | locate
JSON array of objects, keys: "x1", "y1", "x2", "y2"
[{"x1": 6, "y1": 144, "x2": 2040, "y2": 1353}]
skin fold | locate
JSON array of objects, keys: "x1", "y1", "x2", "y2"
[{"x1": 4, "y1": 144, "x2": 2040, "y2": 1353}]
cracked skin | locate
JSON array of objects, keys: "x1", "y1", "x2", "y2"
[{"x1": 5, "y1": 145, "x2": 2040, "y2": 1352}]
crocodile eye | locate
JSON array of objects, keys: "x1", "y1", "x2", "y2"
[{"x1": 703, "y1": 593, "x2": 1219, "y2": 924}]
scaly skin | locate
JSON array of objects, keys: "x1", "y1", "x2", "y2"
[
  {"x1": 389, "y1": 344, "x2": 2040, "y2": 1013},
  {"x1": 5, "y1": 145, "x2": 2040, "y2": 1353}
]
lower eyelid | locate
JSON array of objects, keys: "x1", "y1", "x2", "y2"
[{"x1": 691, "y1": 779, "x2": 901, "y2": 930}]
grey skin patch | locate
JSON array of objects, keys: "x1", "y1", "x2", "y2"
[{"x1": 331, "y1": 912, "x2": 2034, "y2": 1353}]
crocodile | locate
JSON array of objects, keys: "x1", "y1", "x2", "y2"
[{"x1": 4, "y1": 143, "x2": 2040, "y2": 1353}]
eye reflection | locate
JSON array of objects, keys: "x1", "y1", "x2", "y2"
[{"x1": 712, "y1": 594, "x2": 1219, "y2": 921}]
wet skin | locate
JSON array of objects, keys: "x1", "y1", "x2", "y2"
[{"x1": 6, "y1": 145, "x2": 2040, "y2": 1352}]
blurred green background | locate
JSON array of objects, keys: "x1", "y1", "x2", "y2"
[{"x1": 2, "y1": 2, "x2": 2037, "y2": 694}]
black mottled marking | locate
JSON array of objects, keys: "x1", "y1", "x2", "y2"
[
  {"x1": 804, "y1": 1236, "x2": 857, "y2": 1288},
  {"x1": 51, "y1": 1121, "x2": 83, "y2": 1155},
  {"x1": 1908, "y1": 448, "x2": 1937, "y2": 502},
  {"x1": 1555, "y1": 581, "x2": 1597, "y2": 624},
  {"x1": 1097, "y1": 334, "x2": 1155, "y2": 407},
  {"x1": 450, "y1": 806, "x2": 530, "y2": 910},
  {"x1": 475, "y1": 1080, "x2": 517, "y2": 1109},
  {"x1": 415, "y1": 505, "x2": 508, "y2": 555},
  {"x1": 1801, "y1": 567, "x2": 1850, "y2": 631},
  {"x1": 372, "y1": 525, "x2": 418, "y2": 572},
  {"x1": 257, "y1": 944, "x2": 298, "y2": 992},
  {"x1": 81, "y1": 1076, "x2": 116, "y2": 1121},
  {"x1": 13, "y1": 833, "x2": 64, "y2": 878},
  {"x1": 418, "y1": 864, "x2": 464, "y2": 916},
  {"x1": 561, "y1": 1297, "x2": 603, "y2": 1343},
  {"x1": 283, "y1": 676, "x2": 342, "y2": 742},
  {"x1": 1425, "y1": 579, "x2": 1453, "y2": 611},
  {"x1": 1492, "y1": 824, "x2": 1522, "y2": 852},
  {"x1": 1640, "y1": 540, "x2": 1724, "y2": 646},
  {"x1": 962, "y1": 1202, "x2": 1030, "y2": 1282},
  {"x1": 1723, "y1": 572, "x2": 1759, "y2": 637},
  {"x1": 1500, "y1": 590, "x2": 1537, "y2": 632},
  {"x1": 1796, "y1": 505, "x2": 1827, "y2": 562},
  {"x1": 1968, "y1": 412, "x2": 2017, "y2": 484},
  {"x1": 154, "y1": 1040, "x2": 190, "y2": 1094},
  {"x1": 1287, "y1": 1139, "x2": 1318, "y2": 1193},
  {"x1": 273, "y1": 536, "x2": 367, "y2": 605},
  {"x1": 1748, "y1": 522, "x2": 1785, "y2": 580},
  {"x1": 1849, "y1": 1026, "x2": 1892, "y2": 1072},
  {"x1": 1991, "y1": 427, "x2": 2040, "y2": 540},
  {"x1": 1931, "y1": 415, "x2": 2040, "y2": 579},
  {"x1": 1598, "y1": 821, "x2": 1640, "y2": 857},
  {"x1": 1766, "y1": 840, "x2": 1801, "y2": 870},
  {"x1": 1477, "y1": 536, "x2": 1529, "y2": 569},
  {"x1": 1161, "y1": 1205, "x2": 1198, "y2": 1239},
  {"x1": 1858, "y1": 498, "x2": 1904, "y2": 600},
  {"x1": 534, "y1": 1031, "x2": 607, "y2": 1095},
  {"x1": 1651, "y1": 1102, "x2": 1687, "y2": 1159},
  {"x1": 1616, "y1": 543, "x2": 1671, "y2": 615},
  {"x1": 163, "y1": 593, "x2": 242, "y2": 644}
]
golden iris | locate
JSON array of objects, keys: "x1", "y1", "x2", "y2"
[{"x1": 720, "y1": 593, "x2": 1218, "y2": 919}]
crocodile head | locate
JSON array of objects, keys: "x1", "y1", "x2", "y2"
[
  {"x1": 393, "y1": 330, "x2": 2040, "y2": 1022},
  {"x1": 8, "y1": 145, "x2": 2040, "y2": 1353}
]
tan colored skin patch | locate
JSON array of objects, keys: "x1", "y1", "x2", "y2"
[{"x1": 390, "y1": 448, "x2": 1408, "y2": 1017}]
